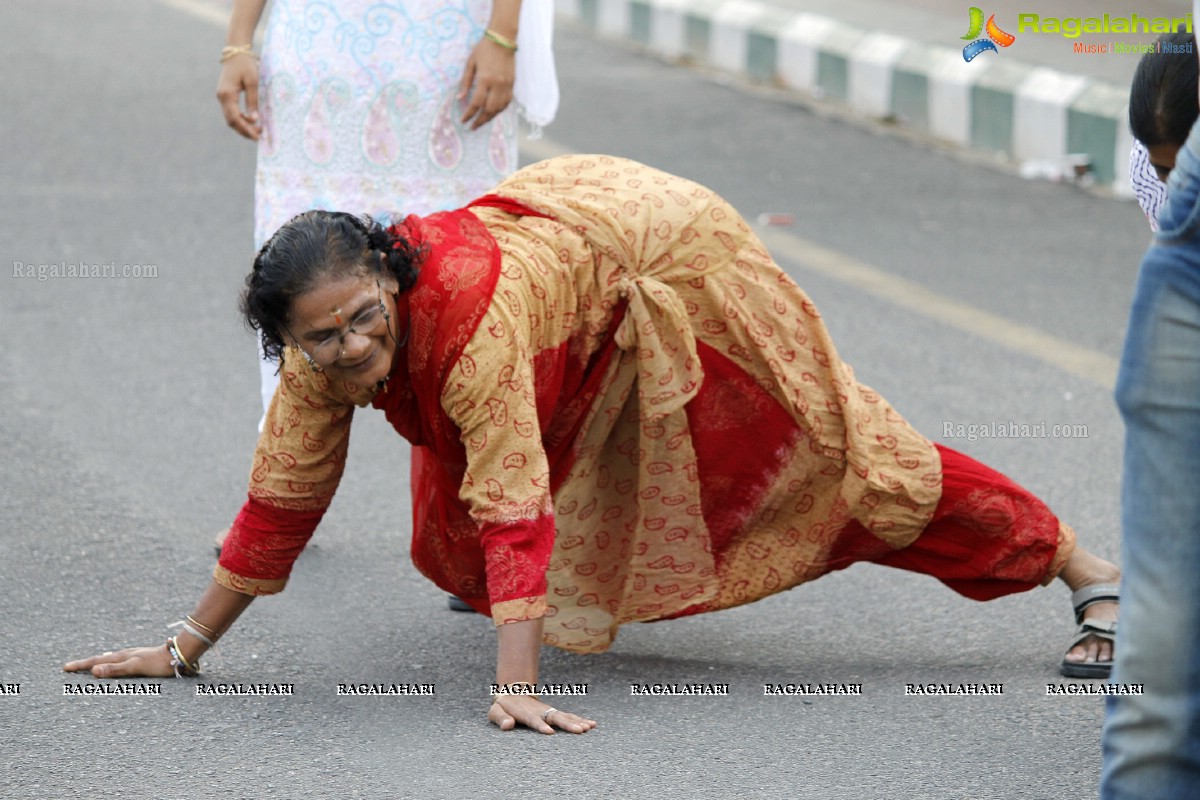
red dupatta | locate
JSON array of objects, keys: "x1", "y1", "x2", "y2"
[{"x1": 371, "y1": 198, "x2": 553, "y2": 609}]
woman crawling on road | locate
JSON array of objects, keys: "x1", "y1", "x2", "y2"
[{"x1": 66, "y1": 154, "x2": 1120, "y2": 733}]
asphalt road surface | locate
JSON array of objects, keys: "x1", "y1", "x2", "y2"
[{"x1": 0, "y1": 1, "x2": 1150, "y2": 798}]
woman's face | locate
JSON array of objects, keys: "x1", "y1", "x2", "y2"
[
  {"x1": 1148, "y1": 142, "x2": 1181, "y2": 183},
  {"x1": 287, "y1": 271, "x2": 401, "y2": 387}
]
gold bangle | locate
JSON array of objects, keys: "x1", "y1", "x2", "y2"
[
  {"x1": 492, "y1": 681, "x2": 538, "y2": 700},
  {"x1": 167, "y1": 636, "x2": 200, "y2": 678},
  {"x1": 220, "y1": 44, "x2": 258, "y2": 63},
  {"x1": 172, "y1": 636, "x2": 196, "y2": 672},
  {"x1": 483, "y1": 28, "x2": 518, "y2": 51},
  {"x1": 187, "y1": 615, "x2": 217, "y2": 636}
]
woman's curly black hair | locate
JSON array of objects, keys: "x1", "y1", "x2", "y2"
[
  {"x1": 1130, "y1": 32, "x2": 1199, "y2": 148},
  {"x1": 241, "y1": 211, "x2": 423, "y2": 363}
]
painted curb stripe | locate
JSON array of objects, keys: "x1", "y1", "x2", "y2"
[{"x1": 558, "y1": 0, "x2": 1132, "y2": 187}]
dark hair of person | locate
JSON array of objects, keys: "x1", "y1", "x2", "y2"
[
  {"x1": 241, "y1": 211, "x2": 423, "y2": 363},
  {"x1": 1130, "y1": 32, "x2": 1199, "y2": 146}
]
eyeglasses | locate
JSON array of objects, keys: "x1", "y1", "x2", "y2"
[{"x1": 292, "y1": 282, "x2": 391, "y2": 369}]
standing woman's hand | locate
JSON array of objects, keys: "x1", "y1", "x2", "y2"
[
  {"x1": 458, "y1": 35, "x2": 517, "y2": 130},
  {"x1": 216, "y1": 52, "x2": 262, "y2": 140}
]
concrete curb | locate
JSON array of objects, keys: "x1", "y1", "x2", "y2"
[{"x1": 558, "y1": 0, "x2": 1135, "y2": 196}]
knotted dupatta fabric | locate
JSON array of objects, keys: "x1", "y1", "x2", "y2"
[
  {"x1": 464, "y1": 155, "x2": 945, "y2": 652},
  {"x1": 373, "y1": 205, "x2": 555, "y2": 613},
  {"x1": 380, "y1": 196, "x2": 729, "y2": 642},
  {"x1": 374, "y1": 194, "x2": 736, "y2": 649}
]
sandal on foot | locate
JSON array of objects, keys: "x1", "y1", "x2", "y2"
[
  {"x1": 1059, "y1": 583, "x2": 1119, "y2": 679},
  {"x1": 447, "y1": 595, "x2": 476, "y2": 612}
]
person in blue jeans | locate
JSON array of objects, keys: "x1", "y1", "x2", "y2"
[{"x1": 1101, "y1": 117, "x2": 1200, "y2": 797}]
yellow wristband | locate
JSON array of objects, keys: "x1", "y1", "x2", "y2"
[{"x1": 483, "y1": 28, "x2": 518, "y2": 51}]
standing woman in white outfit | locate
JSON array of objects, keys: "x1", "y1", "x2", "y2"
[{"x1": 215, "y1": 0, "x2": 558, "y2": 415}]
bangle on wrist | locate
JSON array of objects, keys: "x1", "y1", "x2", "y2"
[
  {"x1": 492, "y1": 681, "x2": 538, "y2": 702},
  {"x1": 166, "y1": 636, "x2": 201, "y2": 678},
  {"x1": 169, "y1": 617, "x2": 222, "y2": 667},
  {"x1": 180, "y1": 622, "x2": 216, "y2": 648},
  {"x1": 483, "y1": 28, "x2": 518, "y2": 51},
  {"x1": 220, "y1": 44, "x2": 258, "y2": 63}
]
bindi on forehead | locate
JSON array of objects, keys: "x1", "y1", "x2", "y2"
[{"x1": 290, "y1": 273, "x2": 390, "y2": 338}]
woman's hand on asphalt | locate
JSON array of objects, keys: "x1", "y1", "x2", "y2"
[
  {"x1": 488, "y1": 694, "x2": 597, "y2": 734},
  {"x1": 64, "y1": 644, "x2": 176, "y2": 679}
]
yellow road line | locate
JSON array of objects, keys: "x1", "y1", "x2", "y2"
[{"x1": 756, "y1": 228, "x2": 1118, "y2": 388}]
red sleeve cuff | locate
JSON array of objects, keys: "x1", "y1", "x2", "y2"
[
  {"x1": 215, "y1": 497, "x2": 326, "y2": 595},
  {"x1": 480, "y1": 515, "x2": 556, "y2": 608}
]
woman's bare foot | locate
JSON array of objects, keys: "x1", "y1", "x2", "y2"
[{"x1": 1057, "y1": 547, "x2": 1120, "y2": 666}]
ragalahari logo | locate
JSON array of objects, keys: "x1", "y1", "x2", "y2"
[{"x1": 961, "y1": 7, "x2": 1016, "y2": 61}]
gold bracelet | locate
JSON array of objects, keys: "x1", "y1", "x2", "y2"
[
  {"x1": 166, "y1": 636, "x2": 201, "y2": 678},
  {"x1": 492, "y1": 681, "x2": 538, "y2": 701},
  {"x1": 220, "y1": 44, "x2": 258, "y2": 63},
  {"x1": 483, "y1": 28, "x2": 518, "y2": 51},
  {"x1": 173, "y1": 636, "x2": 196, "y2": 672}
]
